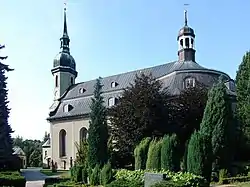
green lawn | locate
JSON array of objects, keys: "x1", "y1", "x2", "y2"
[
  {"x1": 40, "y1": 169, "x2": 70, "y2": 177},
  {"x1": 237, "y1": 182, "x2": 250, "y2": 187}
]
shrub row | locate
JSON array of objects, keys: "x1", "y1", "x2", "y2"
[
  {"x1": 221, "y1": 176, "x2": 250, "y2": 184},
  {"x1": 0, "y1": 171, "x2": 26, "y2": 187},
  {"x1": 114, "y1": 169, "x2": 206, "y2": 187}
]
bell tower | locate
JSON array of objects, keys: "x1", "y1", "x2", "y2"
[
  {"x1": 51, "y1": 4, "x2": 78, "y2": 100},
  {"x1": 177, "y1": 9, "x2": 196, "y2": 62}
]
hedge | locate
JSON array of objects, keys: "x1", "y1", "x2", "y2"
[{"x1": 0, "y1": 171, "x2": 26, "y2": 187}]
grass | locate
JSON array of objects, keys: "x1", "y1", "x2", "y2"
[{"x1": 40, "y1": 169, "x2": 70, "y2": 177}]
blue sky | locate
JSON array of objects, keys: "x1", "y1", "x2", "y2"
[{"x1": 0, "y1": 0, "x2": 249, "y2": 140}]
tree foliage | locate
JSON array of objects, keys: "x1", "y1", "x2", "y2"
[
  {"x1": 170, "y1": 82, "x2": 208, "y2": 143},
  {"x1": 134, "y1": 137, "x2": 151, "y2": 170},
  {"x1": 161, "y1": 134, "x2": 180, "y2": 172},
  {"x1": 146, "y1": 139, "x2": 162, "y2": 171},
  {"x1": 200, "y1": 80, "x2": 234, "y2": 170},
  {"x1": 110, "y1": 73, "x2": 170, "y2": 166},
  {"x1": 13, "y1": 137, "x2": 43, "y2": 167},
  {"x1": 187, "y1": 131, "x2": 212, "y2": 183},
  {"x1": 236, "y1": 51, "x2": 250, "y2": 130},
  {"x1": 75, "y1": 141, "x2": 88, "y2": 167},
  {"x1": 0, "y1": 45, "x2": 14, "y2": 167},
  {"x1": 87, "y1": 77, "x2": 108, "y2": 169}
]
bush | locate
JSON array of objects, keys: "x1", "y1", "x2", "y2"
[
  {"x1": 114, "y1": 169, "x2": 206, "y2": 186},
  {"x1": 221, "y1": 176, "x2": 250, "y2": 184},
  {"x1": 82, "y1": 166, "x2": 88, "y2": 184},
  {"x1": 90, "y1": 164, "x2": 100, "y2": 185},
  {"x1": 71, "y1": 165, "x2": 83, "y2": 182},
  {"x1": 100, "y1": 162, "x2": 113, "y2": 185},
  {"x1": 146, "y1": 139, "x2": 162, "y2": 171},
  {"x1": 151, "y1": 180, "x2": 189, "y2": 187},
  {"x1": 218, "y1": 169, "x2": 229, "y2": 184},
  {"x1": 187, "y1": 131, "x2": 212, "y2": 183},
  {"x1": 161, "y1": 134, "x2": 180, "y2": 172},
  {"x1": 134, "y1": 137, "x2": 151, "y2": 170},
  {"x1": 0, "y1": 171, "x2": 26, "y2": 187},
  {"x1": 115, "y1": 169, "x2": 145, "y2": 183},
  {"x1": 105, "y1": 179, "x2": 143, "y2": 187}
]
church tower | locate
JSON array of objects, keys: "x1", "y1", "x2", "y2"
[
  {"x1": 177, "y1": 10, "x2": 196, "y2": 62},
  {"x1": 51, "y1": 6, "x2": 78, "y2": 100}
]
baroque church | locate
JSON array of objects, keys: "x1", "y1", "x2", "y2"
[{"x1": 42, "y1": 7, "x2": 236, "y2": 170}]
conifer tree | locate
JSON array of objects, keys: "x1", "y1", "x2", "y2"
[
  {"x1": 0, "y1": 44, "x2": 14, "y2": 169},
  {"x1": 146, "y1": 139, "x2": 162, "y2": 171},
  {"x1": 200, "y1": 79, "x2": 233, "y2": 170},
  {"x1": 161, "y1": 134, "x2": 180, "y2": 172},
  {"x1": 134, "y1": 137, "x2": 151, "y2": 170},
  {"x1": 187, "y1": 131, "x2": 212, "y2": 183},
  {"x1": 236, "y1": 51, "x2": 250, "y2": 131},
  {"x1": 87, "y1": 77, "x2": 108, "y2": 169}
]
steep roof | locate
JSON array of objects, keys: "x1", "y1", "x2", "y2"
[
  {"x1": 13, "y1": 146, "x2": 25, "y2": 156},
  {"x1": 47, "y1": 60, "x2": 233, "y2": 121}
]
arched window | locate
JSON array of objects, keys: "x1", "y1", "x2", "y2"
[
  {"x1": 185, "y1": 38, "x2": 189, "y2": 48},
  {"x1": 55, "y1": 75, "x2": 58, "y2": 87},
  {"x1": 59, "y1": 129, "x2": 66, "y2": 157},
  {"x1": 71, "y1": 77, "x2": 73, "y2": 85},
  {"x1": 79, "y1": 127, "x2": 88, "y2": 142},
  {"x1": 180, "y1": 39, "x2": 183, "y2": 47}
]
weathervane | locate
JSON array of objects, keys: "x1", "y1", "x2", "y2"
[
  {"x1": 184, "y1": 3, "x2": 190, "y2": 26},
  {"x1": 64, "y1": 0, "x2": 67, "y2": 11}
]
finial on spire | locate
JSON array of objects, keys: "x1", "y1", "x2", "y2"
[{"x1": 184, "y1": 3, "x2": 189, "y2": 26}]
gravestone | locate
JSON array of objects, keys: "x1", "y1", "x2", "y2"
[{"x1": 144, "y1": 172, "x2": 167, "y2": 187}]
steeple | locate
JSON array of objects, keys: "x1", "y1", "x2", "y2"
[
  {"x1": 60, "y1": 5, "x2": 70, "y2": 54},
  {"x1": 177, "y1": 9, "x2": 196, "y2": 62},
  {"x1": 51, "y1": 3, "x2": 78, "y2": 100}
]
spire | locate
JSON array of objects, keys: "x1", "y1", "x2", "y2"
[
  {"x1": 63, "y1": 5, "x2": 68, "y2": 37},
  {"x1": 60, "y1": 2, "x2": 70, "y2": 54},
  {"x1": 184, "y1": 10, "x2": 188, "y2": 26}
]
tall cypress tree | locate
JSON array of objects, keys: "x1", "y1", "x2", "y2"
[
  {"x1": 236, "y1": 51, "x2": 250, "y2": 136},
  {"x1": 200, "y1": 79, "x2": 233, "y2": 170},
  {"x1": 161, "y1": 134, "x2": 180, "y2": 172},
  {"x1": 87, "y1": 77, "x2": 108, "y2": 168},
  {"x1": 0, "y1": 44, "x2": 14, "y2": 169},
  {"x1": 187, "y1": 131, "x2": 212, "y2": 183}
]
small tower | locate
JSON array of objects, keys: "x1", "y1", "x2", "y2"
[
  {"x1": 177, "y1": 10, "x2": 196, "y2": 62},
  {"x1": 51, "y1": 6, "x2": 78, "y2": 100}
]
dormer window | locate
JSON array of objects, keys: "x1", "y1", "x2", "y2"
[
  {"x1": 63, "y1": 104, "x2": 73, "y2": 112},
  {"x1": 79, "y1": 88, "x2": 85, "y2": 94},
  {"x1": 108, "y1": 97, "x2": 117, "y2": 106},
  {"x1": 184, "y1": 77, "x2": 195, "y2": 88},
  {"x1": 111, "y1": 82, "x2": 118, "y2": 88}
]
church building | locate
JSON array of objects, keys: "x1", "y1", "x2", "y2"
[{"x1": 43, "y1": 7, "x2": 236, "y2": 170}]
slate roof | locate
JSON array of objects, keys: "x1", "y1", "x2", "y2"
[
  {"x1": 13, "y1": 146, "x2": 25, "y2": 156},
  {"x1": 47, "y1": 60, "x2": 234, "y2": 121},
  {"x1": 42, "y1": 138, "x2": 51, "y2": 148}
]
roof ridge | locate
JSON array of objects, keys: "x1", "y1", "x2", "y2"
[{"x1": 75, "y1": 61, "x2": 177, "y2": 85}]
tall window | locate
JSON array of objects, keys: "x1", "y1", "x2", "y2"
[
  {"x1": 71, "y1": 77, "x2": 73, "y2": 85},
  {"x1": 59, "y1": 129, "x2": 66, "y2": 157},
  {"x1": 55, "y1": 75, "x2": 58, "y2": 87},
  {"x1": 185, "y1": 38, "x2": 190, "y2": 48},
  {"x1": 184, "y1": 77, "x2": 196, "y2": 88},
  {"x1": 79, "y1": 127, "x2": 88, "y2": 142}
]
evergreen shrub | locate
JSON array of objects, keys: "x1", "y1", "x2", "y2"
[
  {"x1": 134, "y1": 137, "x2": 151, "y2": 170},
  {"x1": 90, "y1": 164, "x2": 100, "y2": 185},
  {"x1": 100, "y1": 162, "x2": 113, "y2": 185}
]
